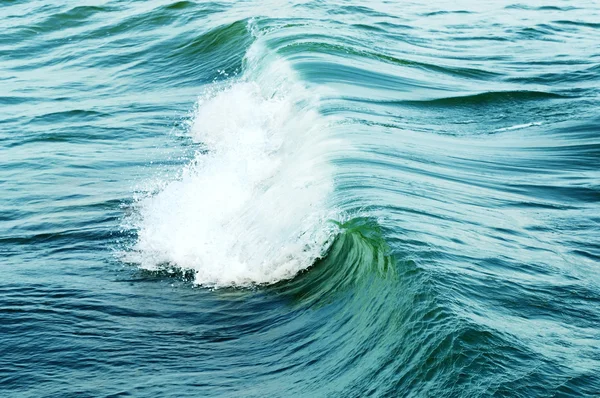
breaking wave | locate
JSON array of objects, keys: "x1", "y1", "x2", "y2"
[{"x1": 125, "y1": 40, "x2": 340, "y2": 287}]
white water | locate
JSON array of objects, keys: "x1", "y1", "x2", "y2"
[{"x1": 126, "y1": 44, "x2": 339, "y2": 287}]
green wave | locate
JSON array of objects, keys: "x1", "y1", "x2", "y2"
[{"x1": 271, "y1": 217, "x2": 395, "y2": 306}]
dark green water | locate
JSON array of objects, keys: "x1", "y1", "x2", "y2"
[{"x1": 1, "y1": 1, "x2": 600, "y2": 396}]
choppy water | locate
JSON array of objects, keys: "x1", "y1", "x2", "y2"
[{"x1": 2, "y1": 1, "x2": 600, "y2": 396}]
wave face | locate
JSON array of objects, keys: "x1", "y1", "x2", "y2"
[{"x1": 2, "y1": 0, "x2": 600, "y2": 397}]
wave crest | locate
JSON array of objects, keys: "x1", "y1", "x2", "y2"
[{"x1": 125, "y1": 42, "x2": 339, "y2": 287}]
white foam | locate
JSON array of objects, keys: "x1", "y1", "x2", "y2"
[
  {"x1": 125, "y1": 43, "x2": 339, "y2": 287},
  {"x1": 494, "y1": 121, "x2": 542, "y2": 132}
]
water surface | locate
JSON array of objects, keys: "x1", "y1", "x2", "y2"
[{"x1": 2, "y1": 1, "x2": 600, "y2": 396}]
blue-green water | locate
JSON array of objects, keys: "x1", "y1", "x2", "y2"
[{"x1": 2, "y1": 1, "x2": 600, "y2": 396}]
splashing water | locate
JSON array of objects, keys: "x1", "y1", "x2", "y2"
[{"x1": 126, "y1": 44, "x2": 339, "y2": 287}]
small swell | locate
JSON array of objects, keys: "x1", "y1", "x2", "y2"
[{"x1": 403, "y1": 90, "x2": 564, "y2": 107}]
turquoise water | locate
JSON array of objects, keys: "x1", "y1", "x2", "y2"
[{"x1": 2, "y1": 1, "x2": 600, "y2": 396}]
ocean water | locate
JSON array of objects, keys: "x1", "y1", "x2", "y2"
[{"x1": 1, "y1": 0, "x2": 599, "y2": 396}]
